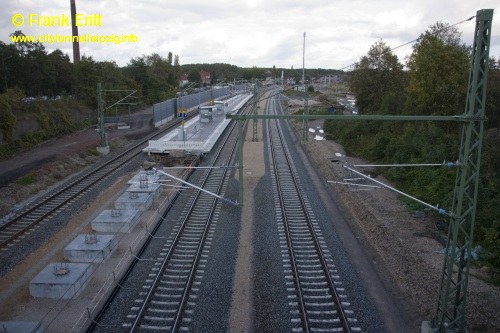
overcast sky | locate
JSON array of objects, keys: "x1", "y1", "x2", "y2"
[{"x1": 2, "y1": 1, "x2": 499, "y2": 69}]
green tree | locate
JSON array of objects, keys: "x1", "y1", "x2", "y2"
[
  {"x1": 0, "y1": 42, "x2": 20, "y2": 93},
  {"x1": 349, "y1": 40, "x2": 406, "y2": 114},
  {"x1": 9, "y1": 30, "x2": 45, "y2": 57},
  {"x1": 145, "y1": 53, "x2": 177, "y2": 102},
  {"x1": 73, "y1": 56, "x2": 100, "y2": 106},
  {"x1": 187, "y1": 69, "x2": 201, "y2": 84},
  {"x1": 405, "y1": 22, "x2": 469, "y2": 116},
  {"x1": 0, "y1": 89, "x2": 20, "y2": 143},
  {"x1": 125, "y1": 56, "x2": 149, "y2": 95},
  {"x1": 486, "y1": 57, "x2": 500, "y2": 128},
  {"x1": 46, "y1": 50, "x2": 73, "y2": 96}
]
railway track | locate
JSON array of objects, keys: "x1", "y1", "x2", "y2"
[
  {"x1": 89, "y1": 101, "x2": 246, "y2": 332},
  {"x1": 0, "y1": 112, "x2": 196, "y2": 251},
  {"x1": 267, "y1": 95, "x2": 360, "y2": 332},
  {"x1": 124, "y1": 125, "x2": 238, "y2": 331}
]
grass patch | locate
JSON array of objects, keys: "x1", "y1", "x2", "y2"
[{"x1": 16, "y1": 173, "x2": 37, "y2": 185}]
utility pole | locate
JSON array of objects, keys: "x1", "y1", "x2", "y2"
[
  {"x1": 302, "y1": 32, "x2": 309, "y2": 141},
  {"x1": 96, "y1": 83, "x2": 108, "y2": 154},
  {"x1": 96, "y1": 83, "x2": 139, "y2": 154},
  {"x1": 252, "y1": 82, "x2": 259, "y2": 141}
]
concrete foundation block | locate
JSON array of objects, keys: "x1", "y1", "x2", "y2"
[
  {"x1": 29, "y1": 263, "x2": 93, "y2": 299},
  {"x1": 91, "y1": 209, "x2": 140, "y2": 233},
  {"x1": 115, "y1": 191, "x2": 153, "y2": 211},
  {"x1": 0, "y1": 321, "x2": 43, "y2": 333},
  {"x1": 127, "y1": 182, "x2": 161, "y2": 198},
  {"x1": 64, "y1": 234, "x2": 117, "y2": 263},
  {"x1": 127, "y1": 170, "x2": 163, "y2": 186}
]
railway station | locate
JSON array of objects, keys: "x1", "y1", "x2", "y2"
[{"x1": 143, "y1": 92, "x2": 253, "y2": 156}]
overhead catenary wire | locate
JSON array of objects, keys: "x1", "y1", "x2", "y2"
[
  {"x1": 337, "y1": 14, "x2": 476, "y2": 71},
  {"x1": 342, "y1": 164, "x2": 450, "y2": 216},
  {"x1": 153, "y1": 167, "x2": 238, "y2": 206},
  {"x1": 327, "y1": 180, "x2": 381, "y2": 188},
  {"x1": 352, "y1": 161, "x2": 458, "y2": 168},
  {"x1": 161, "y1": 165, "x2": 238, "y2": 170}
]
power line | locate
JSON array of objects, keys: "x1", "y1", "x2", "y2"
[{"x1": 338, "y1": 14, "x2": 476, "y2": 71}]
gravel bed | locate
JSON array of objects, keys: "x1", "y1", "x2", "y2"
[
  {"x1": 252, "y1": 172, "x2": 293, "y2": 332},
  {"x1": 278, "y1": 119, "x2": 384, "y2": 332},
  {"x1": 92, "y1": 171, "x2": 204, "y2": 332},
  {"x1": 293, "y1": 120, "x2": 500, "y2": 332},
  {"x1": 189, "y1": 177, "x2": 241, "y2": 332},
  {"x1": 249, "y1": 117, "x2": 384, "y2": 332}
]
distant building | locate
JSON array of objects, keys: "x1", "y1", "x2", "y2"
[
  {"x1": 318, "y1": 75, "x2": 340, "y2": 85},
  {"x1": 200, "y1": 70, "x2": 211, "y2": 85},
  {"x1": 179, "y1": 73, "x2": 189, "y2": 87}
]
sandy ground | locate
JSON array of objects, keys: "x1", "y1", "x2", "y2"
[{"x1": 229, "y1": 91, "x2": 268, "y2": 333}]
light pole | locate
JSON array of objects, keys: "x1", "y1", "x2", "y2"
[{"x1": 302, "y1": 32, "x2": 309, "y2": 141}]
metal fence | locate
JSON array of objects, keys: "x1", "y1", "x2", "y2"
[
  {"x1": 153, "y1": 86, "x2": 232, "y2": 126},
  {"x1": 153, "y1": 99, "x2": 177, "y2": 127}
]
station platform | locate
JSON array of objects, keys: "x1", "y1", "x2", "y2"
[{"x1": 143, "y1": 93, "x2": 253, "y2": 155}]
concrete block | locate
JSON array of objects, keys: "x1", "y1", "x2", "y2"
[
  {"x1": 115, "y1": 191, "x2": 153, "y2": 211},
  {"x1": 127, "y1": 182, "x2": 161, "y2": 200},
  {"x1": 29, "y1": 263, "x2": 93, "y2": 299},
  {"x1": 0, "y1": 321, "x2": 43, "y2": 333},
  {"x1": 91, "y1": 209, "x2": 140, "y2": 233},
  {"x1": 64, "y1": 234, "x2": 117, "y2": 263},
  {"x1": 127, "y1": 182, "x2": 161, "y2": 195},
  {"x1": 127, "y1": 170, "x2": 163, "y2": 187}
]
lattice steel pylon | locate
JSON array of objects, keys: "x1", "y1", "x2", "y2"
[
  {"x1": 425, "y1": 9, "x2": 493, "y2": 333},
  {"x1": 252, "y1": 83, "x2": 259, "y2": 141}
]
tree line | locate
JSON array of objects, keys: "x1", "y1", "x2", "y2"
[
  {"x1": 1, "y1": 31, "x2": 342, "y2": 106},
  {"x1": 324, "y1": 22, "x2": 500, "y2": 276},
  {"x1": 0, "y1": 31, "x2": 183, "y2": 106}
]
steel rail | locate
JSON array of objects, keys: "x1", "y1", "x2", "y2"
[
  {"x1": 268, "y1": 95, "x2": 352, "y2": 332},
  {"x1": 268, "y1": 102, "x2": 310, "y2": 333}
]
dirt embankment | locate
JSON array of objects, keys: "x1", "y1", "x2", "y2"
[{"x1": 0, "y1": 109, "x2": 153, "y2": 219}]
